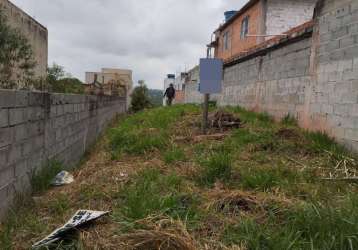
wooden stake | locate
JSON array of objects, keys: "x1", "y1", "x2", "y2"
[{"x1": 202, "y1": 93, "x2": 209, "y2": 134}]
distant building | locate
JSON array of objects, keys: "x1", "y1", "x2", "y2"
[
  {"x1": 0, "y1": 0, "x2": 48, "y2": 78},
  {"x1": 210, "y1": 0, "x2": 316, "y2": 61},
  {"x1": 163, "y1": 73, "x2": 186, "y2": 105},
  {"x1": 85, "y1": 68, "x2": 133, "y2": 100}
]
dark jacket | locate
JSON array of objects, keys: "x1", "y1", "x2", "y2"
[{"x1": 164, "y1": 86, "x2": 176, "y2": 99}]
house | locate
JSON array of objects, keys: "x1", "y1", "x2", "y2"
[
  {"x1": 163, "y1": 73, "x2": 186, "y2": 105},
  {"x1": 210, "y1": 0, "x2": 316, "y2": 61},
  {"x1": 85, "y1": 68, "x2": 133, "y2": 98},
  {"x1": 0, "y1": 0, "x2": 48, "y2": 78}
]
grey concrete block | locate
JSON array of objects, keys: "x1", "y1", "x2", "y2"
[
  {"x1": 0, "y1": 109, "x2": 9, "y2": 128},
  {"x1": 0, "y1": 166, "x2": 15, "y2": 188},
  {"x1": 0, "y1": 92, "x2": 16, "y2": 110},
  {"x1": 15, "y1": 91, "x2": 29, "y2": 107},
  {"x1": 0, "y1": 146, "x2": 10, "y2": 171},
  {"x1": 14, "y1": 124, "x2": 28, "y2": 141},
  {"x1": 0, "y1": 127, "x2": 13, "y2": 148},
  {"x1": 9, "y1": 108, "x2": 26, "y2": 126}
]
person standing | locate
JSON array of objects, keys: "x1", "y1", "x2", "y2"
[{"x1": 164, "y1": 84, "x2": 176, "y2": 106}]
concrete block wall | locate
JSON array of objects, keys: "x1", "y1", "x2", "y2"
[
  {"x1": 219, "y1": 37, "x2": 313, "y2": 120},
  {"x1": 310, "y1": 0, "x2": 358, "y2": 150},
  {"x1": 184, "y1": 0, "x2": 358, "y2": 151},
  {"x1": 0, "y1": 90, "x2": 126, "y2": 217}
]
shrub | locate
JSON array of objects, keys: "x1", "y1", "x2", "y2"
[{"x1": 130, "y1": 83, "x2": 152, "y2": 112}]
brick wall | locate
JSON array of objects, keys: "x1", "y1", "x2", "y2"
[
  {"x1": 0, "y1": 90, "x2": 126, "y2": 217},
  {"x1": 216, "y1": 1, "x2": 261, "y2": 61}
]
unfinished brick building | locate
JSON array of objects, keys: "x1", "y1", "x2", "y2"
[{"x1": 211, "y1": 0, "x2": 316, "y2": 61}]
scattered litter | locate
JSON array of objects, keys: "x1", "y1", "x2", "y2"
[
  {"x1": 323, "y1": 150, "x2": 358, "y2": 180},
  {"x1": 51, "y1": 171, "x2": 74, "y2": 186},
  {"x1": 114, "y1": 172, "x2": 129, "y2": 182},
  {"x1": 210, "y1": 110, "x2": 241, "y2": 130},
  {"x1": 32, "y1": 210, "x2": 109, "y2": 248}
]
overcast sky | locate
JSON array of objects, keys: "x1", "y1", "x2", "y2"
[{"x1": 12, "y1": 0, "x2": 248, "y2": 89}]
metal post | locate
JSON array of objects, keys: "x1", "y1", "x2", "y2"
[{"x1": 202, "y1": 46, "x2": 211, "y2": 134}]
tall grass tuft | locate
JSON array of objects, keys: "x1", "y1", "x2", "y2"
[{"x1": 198, "y1": 152, "x2": 232, "y2": 186}]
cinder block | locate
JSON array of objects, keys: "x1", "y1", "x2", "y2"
[
  {"x1": 15, "y1": 91, "x2": 28, "y2": 107},
  {"x1": 0, "y1": 166, "x2": 15, "y2": 188},
  {"x1": 14, "y1": 124, "x2": 28, "y2": 141},
  {"x1": 345, "y1": 128, "x2": 358, "y2": 141},
  {"x1": 14, "y1": 159, "x2": 28, "y2": 179},
  {"x1": 0, "y1": 90, "x2": 16, "y2": 108},
  {"x1": 0, "y1": 109, "x2": 9, "y2": 128},
  {"x1": 0, "y1": 146, "x2": 9, "y2": 171},
  {"x1": 9, "y1": 108, "x2": 26, "y2": 126},
  {"x1": 0, "y1": 127, "x2": 13, "y2": 148}
]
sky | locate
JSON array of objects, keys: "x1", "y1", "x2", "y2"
[{"x1": 12, "y1": 0, "x2": 248, "y2": 89}]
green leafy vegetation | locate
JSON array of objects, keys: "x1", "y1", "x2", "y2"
[
  {"x1": 31, "y1": 161, "x2": 64, "y2": 194},
  {"x1": 130, "y1": 82, "x2": 152, "y2": 112},
  {"x1": 42, "y1": 63, "x2": 85, "y2": 94},
  {"x1": 164, "y1": 147, "x2": 187, "y2": 164},
  {"x1": 0, "y1": 9, "x2": 35, "y2": 89},
  {"x1": 148, "y1": 89, "x2": 163, "y2": 107},
  {"x1": 198, "y1": 152, "x2": 232, "y2": 186}
]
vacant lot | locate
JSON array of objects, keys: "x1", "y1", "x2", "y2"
[{"x1": 1, "y1": 105, "x2": 357, "y2": 250}]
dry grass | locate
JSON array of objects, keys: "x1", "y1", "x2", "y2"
[{"x1": 1, "y1": 106, "x2": 357, "y2": 250}]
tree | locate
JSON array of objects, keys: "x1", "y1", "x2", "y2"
[
  {"x1": 44, "y1": 63, "x2": 84, "y2": 94},
  {"x1": 130, "y1": 81, "x2": 152, "y2": 112},
  {"x1": 0, "y1": 9, "x2": 35, "y2": 89}
]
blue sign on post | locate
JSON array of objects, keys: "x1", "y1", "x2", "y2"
[{"x1": 199, "y1": 58, "x2": 223, "y2": 94}]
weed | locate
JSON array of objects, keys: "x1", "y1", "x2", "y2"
[
  {"x1": 239, "y1": 165, "x2": 300, "y2": 192},
  {"x1": 198, "y1": 152, "x2": 232, "y2": 186},
  {"x1": 31, "y1": 161, "x2": 64, "y2": 194},
  {"x1": 305, "y1": 131, "x2": 346, "y2": 155},
  {"x1": 164, "y1": 147, "x2": 187, "y2": 165},
  {"x1": 110, "y1": 105, "x2": 199, "y2": 158},
  {"x1": 115, "y1": 169, "x2": 183, "y2": 220},
  {"x1": 0, "y1": 198, "x2": 45, "y2": 249},
  {"x1": 48, "y1": 194, "x2": 71, "y2": 216},
  {"x1": 281, "y1": 114, "x2": 298, "y2": 126},
  {"x1": 222, "y1": 195, "x2": 358, "y2": 250}
]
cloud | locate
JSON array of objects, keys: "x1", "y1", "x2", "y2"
[{"x1": 11, "y1": 0, "x2": 248, "y2": 89}]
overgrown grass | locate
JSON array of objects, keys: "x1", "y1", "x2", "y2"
[
  {"x1": 31, "y1": 161, "x2": 64, "y2": 194},
  {"x1": 223, "y1": 194, "x2": 358, "y2": 250},
  {"x1": 2, "y1": 104, "x2": 357, "y2": 249},
  {"x1": 113, "y1": 169, "x2": 201, "y2": 231},
  {"x1": 109, "y1": 105, "x2": 199, "y2": 158},
  {"x1": 164, "y1": 147, "x2": 187, "y2": 165},
  {"x1": 198, "y1": 152, "x2": 232, "y2": 186},
  {"x1": 281, "y1": 114, "x2": 298, "y2": 126}
]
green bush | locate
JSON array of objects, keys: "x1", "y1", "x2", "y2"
[{"x1": 130, "y1": 84, "x2": 152, "y2": 113}]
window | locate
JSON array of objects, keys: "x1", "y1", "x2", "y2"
[
  {"x1": 223, "y1": 31, "x2": 230, "y2": 51},
  {"x1": 241, "y1": 16, "x2": 249, "y2": 39}
]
